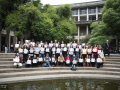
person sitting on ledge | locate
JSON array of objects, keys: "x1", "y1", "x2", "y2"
[
  {"x1": 25, "y1": 55, "x2": 32, "y2": 67},
  {"x1": 72, "y1": 54, "x2": 78, "y2": 65},
  {"x1": 13, "y1": 53, "x2": 22, "y2": 68},
  {"x1": 44, "y1": 54, "x2": 51, "y2": 67},
  {"x1": 58, "y1": 53, "x2": 65, "y2": 66},
  {"x1": 51, "y1": 55, "x2": 57, "y2": 66},
  {"x1": 65, "y1": 54, "x2": 71, "y2": 66}
]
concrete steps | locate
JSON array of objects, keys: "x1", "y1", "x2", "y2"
[
  {"x1": 0, "y1": 53, "x2": 120, "y2": 84},
  {"x1": 0, "y1": 70, "x2": 120, "y2": 78},
  {"x1": 0, "y1": 67, "x2": 120, "y2": 73},
  {"x1": 0, "y1": 53, "x2": 15, "y2": 58}
]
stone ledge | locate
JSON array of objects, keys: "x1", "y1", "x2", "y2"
[{"x1": 0, "y1": 74, "x2": 120, "y2": 84}]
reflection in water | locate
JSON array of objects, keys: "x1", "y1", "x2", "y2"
[{"x1": 8, "y1": 78, "x2": 120, "y2": 90}]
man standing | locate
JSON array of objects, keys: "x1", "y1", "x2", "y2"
[{"x1": 104, "y1": 40, "x2": 109, "y2": 56}]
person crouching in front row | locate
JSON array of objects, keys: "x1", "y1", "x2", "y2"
[
  {"x1": 32, "y1": 55, "x2": 38, "y2": 67},
  {"x1": 37, "y1": 54, "x2": 43, "y2": 67},
  {"x1": 13, "y1": 53, "x2": 22, "y2": 68},
  {"x1": 25, "y1": 55, "x2": 32, "y2": 67},
  {"x1": 44, "y1": 54, "x2": 51, "y2": 67},
  {"x1": 72, "y1": 54, "x2": 78, "y2": 66},
  {"x1": 58, "y1": 53, "x2": 65, "y2": 66},
  {"x1": 65, "y1": 54, "x2": 71, "y2": 66}
]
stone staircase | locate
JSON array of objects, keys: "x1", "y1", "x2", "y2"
[{"x1": 0, "y1": 53, "x2": 120, "y2": 84}]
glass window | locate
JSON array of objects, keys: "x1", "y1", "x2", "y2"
[
  {"x1": 89, "y1": 7, "x2": 96, "y2": 14},
  {"x1": 80, "y1": 8, "x2": 87, "y2": 15},
  {"x1": 98, "y1": 7, "x2": 103, "y2": 13},
  {"x1": 72, "y1": 10, "x2": 78, "y2": 15}
]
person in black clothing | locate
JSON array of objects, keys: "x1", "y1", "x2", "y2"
[{"x1": 104, "y1": 40, "x2": 110, "y2": 56}]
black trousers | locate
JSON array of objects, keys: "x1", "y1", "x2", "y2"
[
  {"x1": 82, "y1": 54, "x2": 86, "y2": 62},
  {"x1": 56, "y1": 53, "x2": 60, "y2": 59},
  {"x1": 63, "y1": 51, "x2": 67, "y2": 58},
  {"x1": 78, "y1": 62, "x2": 83, "y2": 67},
  {"x1": 91, "y1": 62, "x2": 95, "y2": 67},
  {"x1": 38, "y1": 62, "x2": 43, "y2": 67},
  {"x1": 94, "y1": 55, "x2": 98, "y2": 61},
  {"x1": 104, "y1": 49, "x2": 110, "y2": 56},
  {"x1": 58, "y1": 61, "x2": 64, "y2": 66},
  {"x1": 23, "y1": 54, "x2": 28, "y2": 63},
  {"x1": 32, "y1": 63, "x2": 38, "y2": 67}
]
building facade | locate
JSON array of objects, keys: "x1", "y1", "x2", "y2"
[{"x1": 70, "y1": 0, "x2": 106, "y2": 42}]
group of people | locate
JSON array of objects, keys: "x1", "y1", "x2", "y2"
[{"x1": 13, "y1": 39, "x2": 108, "y2": 68}]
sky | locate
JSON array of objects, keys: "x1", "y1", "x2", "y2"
[{"x1": 41, "y1": 0, "x2": 99, "y2": 5}]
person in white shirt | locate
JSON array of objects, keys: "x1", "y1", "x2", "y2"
[
  {"x1": 91, "y1": 55, "x2": 95, "y2": 67},
  {"x1": 78, "y1": 55, "x2": 83, "y2": 67},
  {"x1": 45, "y1": 45, "x2": 50, "y2": 57},
  {"x1": 44, "y1": 42, "x2": 48, "y2": 48},
  {"x1": 69, "y1": 45, "x2": 74, "y2": 59},
  {"x1": 30, "y1": 39, "x2": 35, "y2": 47},
  {"x1": 51, "y1": 55, "x2": 57, "y2": 66},
  {"x1": 56, "y1": 45, "x2": 61, "y2": 59},
  {"x1": 13, "y1": 53, "x2": 22, "y2": 68},
  {"x1": 34, "y1": 44, "x2": 40, "y2": 57},
  {"x1": 25, "y1": 55, "x2": 31, "y2": 67},
  {"x1": 63, "y1": 44, "x2": 67, "y2": 58},
  {"x1": 97, "y1": 55, "x2": 102, "y2": 68},
  {"x1": 52, "y1": 44, "x2": 56, "y2": 56},
  {"x1": 40, "y1": 44, "x2": 45, "y2": 58},
  {"x1": 23, "y1": 45, "x2": 28, "y2": 63},
  {"x1": 98, "y1": 47, "x2": 104, "y2": 67},
  {"x1": 32, "y1": 55, "x2": 38, "y2": 67},
  {"x1": 37, "y1": 54, "x2": 43, "y2": 67}
]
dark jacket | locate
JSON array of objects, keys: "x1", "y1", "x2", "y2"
[{"x1": 104, "y1": 42, "x2": 109, "y2": 50}]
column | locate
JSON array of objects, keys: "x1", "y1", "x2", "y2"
[
  {"x1": 96, "y1": 6, "x2": 98, "y2": 20},
  {"x1": 78, "y1": 8, "x2": 80, "y2": 21},
  {"x1": 87, "y1": 7, "x2": 89, "y2": 21},
  {"x1": 86, "y1": 25, "x2": 88, "y2": 35},
  {"x1": 0, "y1": 31, "x2": 1, "y2": 52},
  {"x1": 78, "y1": 25, "x2": 80, "y2": 43}
]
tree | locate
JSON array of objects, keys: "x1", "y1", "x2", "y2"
[
  {"x1": 88, "y1": 21, "x2": 111, "y2": 48},
  {"x1": 0, "y1": 0, "x2": 32, "y2": 29},
  {"x1": 102, "y1": 0, "x2": 120, "y2": 39},
  {"x1": 6, "y1": 3, "x2": 53, "y2": 42},
  {"x1": 80, "y1": 35, "x2": 91, "y2": 43}
]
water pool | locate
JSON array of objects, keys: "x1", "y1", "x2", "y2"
[{"x1": 6, "y1": 78, "x2": 120, "y2": 90}]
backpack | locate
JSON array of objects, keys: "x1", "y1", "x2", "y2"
[{"x1": 71, "y1": 64, "x2": 76, "y2": 71}]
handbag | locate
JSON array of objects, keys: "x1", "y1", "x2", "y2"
[{"x1": 103, "y1": 57, "x2": 106, "y2": 62}]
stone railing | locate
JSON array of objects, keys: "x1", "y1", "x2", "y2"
[{"x1": 75, "y1": 20, "x2": 101, "y2": 24}]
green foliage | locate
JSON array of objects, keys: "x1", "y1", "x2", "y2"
[
  {"x1": 57, "y1": 4, "x2": 72, "y2": 18},
  {"x1": 0, "y1": 0, "x2": 32, "y2": 29},
  {"x1": 88, "y1": 21, "x2": 111, "y2": 47},
  {"x1": 5, "y1": 3, "x2": 77, "y2": 42},
  {"x1": 102, "y1": 0, "x2": 120, "y2": 39},
  {"x1": 80, "y1": 35, "x2": 91, "y2": 43}
]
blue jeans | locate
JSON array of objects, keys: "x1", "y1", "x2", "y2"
[
  {"x1": 69, "y1": 54, "x2": 73, "y2": 59},
  {"x1": 44, "y1": 61, "x2": 50, "y2": 67},
  {"x1": 10, "y1": 48, "x2": 14, "y2": 53},
  {"x1": 76, "y1": 54, "x2": 79, "y2": 60},
  {"x1": 41, "y1": 53, "x2": 44, "y2": 58}
]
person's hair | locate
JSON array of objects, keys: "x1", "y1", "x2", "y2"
[
  {"x1": 39, "y1": 54, "x2": 41, "y2": 57},
  {"x1": 91, "y1": 54, "x2": 94, "y2": 58},
  {"x1": 33, "y1": 55, "x2": 37, "y2": 59},
  {"x1": 28, "y1": 56, "x2": 31, "y2": 60},
  {"x1": 79, "y1": 55, "x2": 82, "y2": 58}
]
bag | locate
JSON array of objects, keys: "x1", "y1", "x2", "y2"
[
  {"x1": 103, "y1": 58, "x2": 106, "y2": 62},
  {"x1": 71, "y1": 64, "x2": 76, "y2": 71}
]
